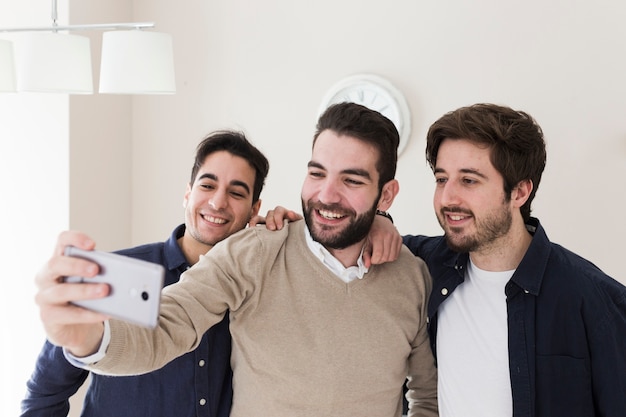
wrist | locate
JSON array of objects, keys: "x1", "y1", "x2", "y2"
[{"x1": 375, "y1": 209, "x2": 393, "y2": 223}]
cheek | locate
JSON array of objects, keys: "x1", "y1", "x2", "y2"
[
  {"x1": 300, "y1": 180, "x2": 316, "y2": 201},
  {"x1": 232, "y1": 200, "x2": 254, "y2": 220},
  {"x1": 432, "y1": 189, "x2": 441, "y2": 207},
  {"x1": 185, "y1": 194, "x2": 200, "y2": 210},
  {"x1": 350, "y1": 191, "x2": 378, "y2": 214}
]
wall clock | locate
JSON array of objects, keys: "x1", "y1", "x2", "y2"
[{"x1": 318, "y1": 73, "x2": 412, "y2": 155}]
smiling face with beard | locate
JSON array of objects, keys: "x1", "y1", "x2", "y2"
[
  {"x1": 300, "y1": 130, "x2": 396, "y2": 260},
  {"x1": 433, "y1": 138, "x2": 519, "y2": 255},
  {"x1": 302, "y1": 199, "x2": 378, "y2": 250}
]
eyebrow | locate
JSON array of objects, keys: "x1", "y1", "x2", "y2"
[
  {"x1": 434, "y1": 167, "x2": 488, "y2": 180},
  {"x1": 308, "y1": 161, "x2": 372, "y2": 180},
  {"x1": 197, "y1": 173, "x2": 251, "y2": 194}
]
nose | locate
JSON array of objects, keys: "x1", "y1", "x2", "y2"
[
  {"x1": 438, "y1": 181, "x2": 461, "y2": 207},
  {"x1": 208, "y1": 189, "x2": 228, "y2": 210},
  {"x1": 317, "y1": 178, "x2": 341, "y2": 205}
]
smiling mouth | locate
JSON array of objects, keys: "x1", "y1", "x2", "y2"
[
  {"x1": 318, "y1": 209, "x2": 346, "y2": 220},
  {"x1": 442, "y1": 207, "x2": 473, "y2": 223},
  {"x1": 448, "y1": 214, "x2": 467, "y2": 221},
  {"x1": 203, "y1": 214, "x2": 227, "y2": 224}
]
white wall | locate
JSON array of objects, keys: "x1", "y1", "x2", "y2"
[
  {"x1": 2, "y1": 0, "x2": 625, "y2": 415},
  {"x1": 68, "y1": 0, "x2": 133, "y2": 251},
  {"x1": 132, "y1": 0, "x2": 625, "y2": 280},
  {"x1": 0, "y1": 1, "x2": 134, "y2": 414},
  {"x1": 0, "y1": 2, "x2": 70, "y2": 415}
]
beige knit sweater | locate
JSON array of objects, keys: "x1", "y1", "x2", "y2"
[{"x1": 91, "y1": 220, "x2": 438, "y2": 417}]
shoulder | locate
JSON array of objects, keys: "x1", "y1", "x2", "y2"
[
  {"x1": 206, "y1": 220, "x2": 305, "y2": 265},
  {"x1": 547, "y1": 242, "x2": 624, "y2": 295},
  {"x1": 215, "y1": 219, "x2": 299, "y2": 249},
  {"x1": 402, "y1": 234, "x2": 447, "y2": 259},
  {"x1": 371, "y1": 245, "x2": 433, "y2": 291},
  {"x1": 113, "y1": 241, "x2": 165, "y2": 262},
  {"x1": 398, "y1": 245, "x2": 429, "y2": 269}
]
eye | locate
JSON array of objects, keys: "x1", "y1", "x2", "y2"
[
  {"x1": 200, "y1": 183, "x2": 216, "y2": 190},
  {"x1": 462, "y1": 177, "x2": 478, "y2": 185},
  {"x1": 345, "y1": 177, "x2": 365, "y2": 186},
  {"x1": 435, "y1": 177, "x2": 447, "y2": 185},
  {"x1": 230, "y1": 191, "x2": 246, "y2": 199},
  {"x1": 308, "y1": 170, "x2": 325, "y2": 178}
]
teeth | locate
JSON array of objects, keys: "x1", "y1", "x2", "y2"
[
  {"x1": 206, "y1": 215, "x2": 226, "y2": 224},
  {"x1": 450, "y1": 215, "x2": 465, "y2": 221},
  {"x1": 319, "y1": 209, "x2": 344, "y2": 219}
]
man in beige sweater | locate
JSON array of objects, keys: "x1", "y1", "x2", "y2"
[{"x1": 35, "y1": 102, "x2": 438, "y2": 417}]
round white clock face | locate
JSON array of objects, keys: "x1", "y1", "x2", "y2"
[{"x1": 318, "y1": 74, "x2": 412, "y2": 155}]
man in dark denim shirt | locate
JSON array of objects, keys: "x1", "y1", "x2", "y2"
[
  {"x1": 402, "y1": 217, "x2": 626, "y2": 416},
  {"x1": 21, "y1": 131, "x2": 269, "y2": 417},
  {"x1": 375, "y1": 103, "x2": 626, "y2": 416}
]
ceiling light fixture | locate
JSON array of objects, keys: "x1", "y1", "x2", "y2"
[{"x1": 0, "y1": 0, "x2": 175, "y2": 95}]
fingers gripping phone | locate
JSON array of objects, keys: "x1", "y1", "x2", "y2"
[{"x1": 63, "y1": 246, "x2": 165, "y2": 328}]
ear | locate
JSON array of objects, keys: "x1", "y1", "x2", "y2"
[
  {"x1": 511, "y1": 179, "x2": 533, "y2": 208},
  {"x1": 250, "y1": 199, "x2": 262, "y2": 219},
  {"x1": 376, "y1": 179, "x2": 400, "y2": 212},
  {"x1": 183, "y1": 183, "x2": 192, "y2": 208}
]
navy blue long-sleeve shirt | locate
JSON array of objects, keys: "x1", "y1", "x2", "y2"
[
  {"x1": 21, "y1": 225, "x2": 233, "y2": 417},
  {"x1": 403, "y1": 217, "x2": 626, "y2": 417}
]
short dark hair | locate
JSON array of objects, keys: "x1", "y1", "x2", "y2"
[
  {"x1": 426, "y1": 103, "x2": 546, "y2": 222},
  {"x1": 191, "y1": 130, "x2": 269, "y2": 203},
  {"x1": 314, "y1": 102, "x2": 399, "y2": 189}
]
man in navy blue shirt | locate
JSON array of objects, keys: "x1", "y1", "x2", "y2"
[
  {"x1": 21, "y1": 130, "x2": 269, "y2": 417},
  {"x1": 396, "y1": 103, "x2": 626, "y2": 416},
  {"x1": 263, "y1": 103, "x2": 626, "y2": 416},
  {"x1": 375, "y1": 103, "x2": 626, "y2": 416}
]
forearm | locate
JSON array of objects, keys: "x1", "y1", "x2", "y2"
[
  {"x1": 21, "y1": 341, "x2": 89, "y2": 417},
  {"x1": 87, "y1": 289, "x2": 227, "y2": 376}
]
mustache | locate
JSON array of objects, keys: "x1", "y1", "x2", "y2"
[
  {"x1": 306, "y1": 201, "x2": 355, "y2": 217},
  {"x1": 441, "y1": 206, "x2": 473, "y2": 216}
]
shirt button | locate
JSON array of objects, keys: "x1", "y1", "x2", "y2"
[
  {"x1": 198, "y1": 360, "x2": 205, "y2": 367},
  {"x1": 441, "y1": 288, "x2": 449, "y2": 296},
  {"x1": 199, "y1": 398, "x2": 207, "y2": 406}
]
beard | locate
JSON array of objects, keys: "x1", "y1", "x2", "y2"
[
  {"x1": 302, "y1": 199, "x2": 378, "y2": 250},
  {"x1": 438, "y1": 203, "x2": 512, "y2": 253}
]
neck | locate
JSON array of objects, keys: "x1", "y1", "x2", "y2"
[
  {"x1": 178, "y1": 234, "x2": 213, "y2": 266},
  {"x1": 469, "y1": 219, "x2": 532, "y2": 272},
  {"x1": 326, "y1": 240, "x2": 365, "y2": 268}
]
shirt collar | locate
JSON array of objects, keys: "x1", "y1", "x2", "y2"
[
  {"x1": 164, "y1": 224, "x2": 191, "y2": 271},
  {"x1": 304, "y1": 225, "x2": 369, "y2": 283}
]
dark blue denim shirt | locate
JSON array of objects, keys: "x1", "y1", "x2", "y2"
[
  {"x1": 21, "y1": 225, "x2": 233, "y2": 417},
  {"x1": 403, "y1": 218, "x2": 626, "y2": 417}
]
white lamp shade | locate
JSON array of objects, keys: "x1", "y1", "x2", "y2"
[
  {"x1": 15, "y1": 33, "x2": 93, "y2": 94},
  {"x1": 99, "y1": 31, "x2": 175, "y2": 94},
  {"x1": 0, "y1": 39, "x2": 17, "y2": 92}
]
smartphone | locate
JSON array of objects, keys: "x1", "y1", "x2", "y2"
[{"x1": 63, "y1": 246, "x2": 165, "y2": 328}]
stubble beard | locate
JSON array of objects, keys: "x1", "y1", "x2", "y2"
[{"x1": 439, "y1": 203, "x2": 513, "y2": 253}]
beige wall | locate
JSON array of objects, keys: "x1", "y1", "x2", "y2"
[
  {"x1": 69, "y1": 0, "x2": 133, "y2": 251},
  {"x1": 64, "y1": 2, "x2": 626, "y2": 278},
  {"x1": 126, "y1": 0, "x2": 624, "y2": 280},
  {"x1": 3, "y1": 0, "x2": 625, "y2": 414}
]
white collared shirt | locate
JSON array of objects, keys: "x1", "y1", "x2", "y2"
[{"x1": 304, "y1": 226, "x2": 369, "y2": 283}]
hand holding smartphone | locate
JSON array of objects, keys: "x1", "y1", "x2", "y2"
[{"x1": 63, "y1": 246, "x2": 165, "y2": 328}]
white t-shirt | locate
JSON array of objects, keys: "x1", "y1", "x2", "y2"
[{"x1": 436, "y1": 259, "x2": 514, "y2": 417}]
